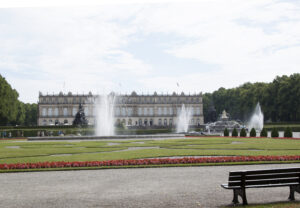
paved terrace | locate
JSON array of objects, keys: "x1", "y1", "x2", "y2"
[{"x1": 0, "y1": 164, "x2": 299, "y2": 208}]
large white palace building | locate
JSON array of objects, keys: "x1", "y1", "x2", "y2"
[{"x1": 37, "y1": 91, "x2": 204, "y2": 127}]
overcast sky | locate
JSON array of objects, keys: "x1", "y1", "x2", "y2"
[{"x1": 0, "y1": 0, "x2": 300, "y2": 103}]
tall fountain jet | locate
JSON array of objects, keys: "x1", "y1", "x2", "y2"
[
  {"x1": 176, "y1": 104, "x2": 192, "y2": 133},
  {"x1": 95, "y1": 94, "x2": 116, "y2": 136},
  {"x1": 248, "y1": 102, "x2": 264, "y2": 131}
]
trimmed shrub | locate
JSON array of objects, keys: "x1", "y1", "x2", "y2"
[
  {"x1": 224, "y1": 128, "x2": 229, "y2": 136},
  {"x1": 271, "y1": 128, "x2": 279, "y2": 138},
  {"x1": 240, "y1": 128, "x2": 247, "y2": 137},
  {"x1": 284, "y1": 127, "x2": 293, "y2": 138},
  {"x1": 250, "y1": 128, "x2": 256, "y2": 137},
  {"x1": 232, "y1": 128, "x2": 238, "y2": 137},
  {"x1": 260, "y1": 128, "x2": 268, "y2": 137}
]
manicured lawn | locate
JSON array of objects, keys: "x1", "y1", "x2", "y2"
[{"x1": 1, "y1": 137, "x2": 300, "y2": 164}]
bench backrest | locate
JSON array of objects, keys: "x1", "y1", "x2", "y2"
[{"x1": 228, "y1": 167, "x2": 300, "y2": 188}]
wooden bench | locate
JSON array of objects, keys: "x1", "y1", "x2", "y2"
[{"x1": 221, "y1": 167, "x2": 300, "y2": 205}]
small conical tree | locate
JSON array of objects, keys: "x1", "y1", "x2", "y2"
[
  {"x1": 240, "y1": 128, "x2": 247, "y2": 137},
  {"x1": 271, "y1": 128, "x2": 279, "y2": 138},
  {"x1": 224, "y1": 128, "x2": 229, "y2": 136},
  {"x1": 260, "y1": 128, "x2": 267, "y2": 137},
  {"x1": 250, "y1": 128, "x2": 256, "y2": 137},
  {"x1": 284, "y1": 127, "x2": 293, "y2": 138},
  {"x1": 232, "y1": 128, "x2": 238, "y2": 137}
]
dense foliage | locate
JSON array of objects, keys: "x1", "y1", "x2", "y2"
[
  {"x1": 203, "y1": 73, "x2": 300, "y2": 123},
  {"x1": 271, "y1": 128, "x2": 279, "y2": 138},
  {"x1": 0, "y1": 74, "x2": 37, "y2": 126},
  {"x1": 224, "y1": 128, "x2": 229, "y2": 136},
  {"x1": 250, "y1": 128, "x2": 256, "y2": 137},
  {"x1": 260, "y1": 128, "x2": 268, "y2": 137},
  {"x1": 240, "y1": 128, "x2": 247, "y2": 137},
  {"x1": 232, "y1": 128, "x2": 238, "y2": 137},
  {"x1": 284, "y1": 127, "x2": 293, "y2": 138}
]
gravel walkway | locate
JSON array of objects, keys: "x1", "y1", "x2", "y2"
[{"x1": 0, "y1": 164, "x2": 299, "y2": 208}]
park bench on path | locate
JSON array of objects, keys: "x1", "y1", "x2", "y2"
[{"x1": 221, "y1": 167, "x2": 300, "y2": 205}]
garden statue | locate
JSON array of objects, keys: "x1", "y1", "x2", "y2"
[{"x1": 72, "y1": 104, "x2": 88, "y2": 126}]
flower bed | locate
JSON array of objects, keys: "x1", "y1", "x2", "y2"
[{"x1": 0, "y1": 155, "x2": 300, "y2": 170}]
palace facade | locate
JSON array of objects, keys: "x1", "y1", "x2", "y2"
[{"x1": 37, "y1": 91, "x2": 204, "y2": 127}]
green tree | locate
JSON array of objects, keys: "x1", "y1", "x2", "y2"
[
  {"x1": 284, "y1": 127, "x2": 292, "y2": 138},
  {"x1": 224, "y1": 128, "x2": 229, "y2": 136},
  {"x1": 271, "y1": 128, "x2": 279, "y2": 138},
  {"x1": 250, "y1": 128, "x2": 256, "y2": 137},
  {"x1": 24, "y1": 103, "x2": 37, "y2": 126},
  {"x1": 260, "y1": 128, "x2": 267, "y2": 137},
  {"x1": 0, "y1": 74, "x2": 19, "y2": 125},
  {"x1": 240, "y1": 128, "x2": 247, "y2": 137},
  {"x1": 203, "y1": 73, "x2": 300, "y2": 123},
  {"x1": 232, "y1": 128, "x2": 238, "y2": 137}
]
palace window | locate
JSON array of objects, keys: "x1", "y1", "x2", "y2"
[
  {"x1": 138, "y1": 108, "x2": 142, "y2": 116},
  {"x1": 54, "y1": 108, "x2": 59, "y2": 116},
  {"x1": 72, "y1": 107, "x2": 77, "y2": 116},
  {"x1": 115, "y1": 107, "x2": 120, "y2": 116},
  {"x1": 144, "y1": 108, "x2": 148, "y2": 116},
  {"x1": 128, "y1": 108, "x2": 132, "y2": 116},
  {"x1": 149, "y1": 108, "x2": 153, "y2": 116},
  {"x1": 169, "y1": 119, "x2": 173, "y2": 126},
  {"x1": 196, "y1": 107, "x2": 200, "y2": 115},
  {"x1": 48, "y1": 108, "x2": 52, "y2": 116},
  {"x1": 158, "y1": 107, "x2": 162, "y2": 115},
  {"x1": 164, "y1": 107, "x2": 167, "y2": 115},
  {"x1": 122, "y1": 107, "x2": 126, "y2": 116},
  {"x1": 158, "y1": 119, "x2": 162, "y2": 126},
  {"x1": 169, "y1": 107, "x2": 173, "y2": 115},
  {"x1": 85, "y1": 108, "x2": 89, "y2": 116},
  {"x1": 139, "y1": 119, "x2": 142, "y2": 126},
  {"x1": 177, "y1": 107, "x2": 181, "y2": 115},
  {"x1": 63, "y1": 108, "x2": 68, "y2": 116},
  {"x1": 190, "y1": 107, "x2": 194, "y2": 115},
  {"x1": 42, "y1": 108, "x2": 47, "y2": 116},
  {"x1": 128, "y1": 119, "x2": 132, "y2": 125}
]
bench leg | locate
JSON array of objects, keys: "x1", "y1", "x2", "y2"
[
  {"x1": 233, "y1": 189, "x2": 248, "y2": 205},
  {"x1": 289, "y1": 185, "x2": 300, "y2": 201},
  {"x1": 232, "y1": 189, "x2": 240, "y2": 204},
  {"x1": 242, "y1": 188, "x2": 248, "y2": 205}
]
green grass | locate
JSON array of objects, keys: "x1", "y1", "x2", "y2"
[{"x1": 0, "y1": 137, "x2": 300, "y2": 164}]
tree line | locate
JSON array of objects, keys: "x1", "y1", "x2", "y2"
[
  {"x1": 203, "y1": 73, "x2": 300, "y2": 123},
  {"x1": 0, "y1": 74, "x2": 37, "y2": 126}
]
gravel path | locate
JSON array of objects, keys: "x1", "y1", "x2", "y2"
[{"x1": 0, "y1": 164, "x2": 299, "y2": 208}]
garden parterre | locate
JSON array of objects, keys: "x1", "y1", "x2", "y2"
[{"x1": 1, "y1": 137, "x2": 300, "y2": 165}]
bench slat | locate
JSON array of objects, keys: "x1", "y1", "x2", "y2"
[
  {"x1": 229, "y1": 167, "x2": 300, "y2": 176},
  {"x1": 228, "y1": 177, "x2": 299, "y2": 187},
  {"x1": 222, "y1": 182, "x2": 299, "y2": 189},
  {"x1": 229, "y1": 172, "x2": 300, "y2": 181}
]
